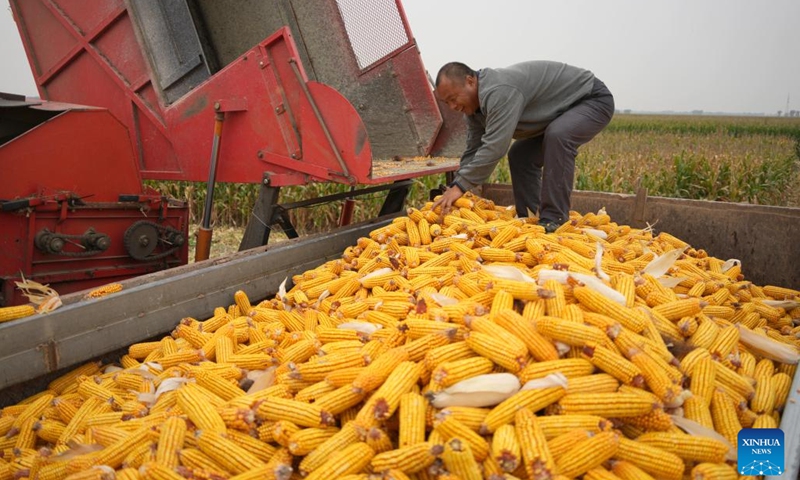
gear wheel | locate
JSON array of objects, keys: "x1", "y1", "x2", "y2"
[{"x1": 123, "y1": 221, "x2": 160, "y2": 260}]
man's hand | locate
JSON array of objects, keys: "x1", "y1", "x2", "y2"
[{"x1": 431, "y1": 184, "x2": 464, "y2": 214}]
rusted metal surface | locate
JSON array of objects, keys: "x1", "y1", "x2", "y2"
[{"x1": 481, "y1": 184, "x2": 800, "y2": 289}]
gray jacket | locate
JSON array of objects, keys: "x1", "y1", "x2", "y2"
[{"x1": 453, "y1": 61, "x2": 595, "y2": 191}]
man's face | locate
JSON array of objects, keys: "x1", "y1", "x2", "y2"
[{"x1": 435, "y1": 75, "x2": 479, "y2": 116}]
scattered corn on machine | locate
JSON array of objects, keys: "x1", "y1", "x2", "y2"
[{"x1": 2, "y1": 0, "x2": 465, "y2": 305}]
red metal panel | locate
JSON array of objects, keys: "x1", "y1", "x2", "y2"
[
  {"x1": 54, "y1": 0, "x2": 125, "y2": 35},
  {"x1": 12, "y1": 0, "x2": 78, "y2": 80},
  {"x1": 92, "y1": 12, "x2": 152, "y2": 91},
  {"x1": 10, "y1": 0, "x2": 460, "y2": 188},
  {"x1": 0, "y1": 106, "x2": 189, "y2": 307},
  {"x1": 0, "y1": 204, "x2": 188, "y2": 307},
  {"x1": 0, "y1": 109, "x2": 143, "y2": 200}
]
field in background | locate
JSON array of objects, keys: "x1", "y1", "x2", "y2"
[{"x1": 147, "y1": 114, "x2": 800, "y2": 259}]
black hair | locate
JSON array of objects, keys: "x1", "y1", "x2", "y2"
[{"x1": 435, "y1": 62, "x2": 477, "y2": 87}]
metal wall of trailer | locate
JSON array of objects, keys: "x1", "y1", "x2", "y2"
[
  {"x1": 481, "y1": 185, "x2": 800, "y2": 289},
  {"x1": 0, "y1": 216, "x2": 395, "y2": 401}
]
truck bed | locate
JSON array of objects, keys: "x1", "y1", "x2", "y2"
[{"x1": 1, "y1": 187, "x2": 798, "y2": 478}]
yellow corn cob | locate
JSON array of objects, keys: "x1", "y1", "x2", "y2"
[
  {"x1": 636, "y1": 431, "x2": 729, "y2": 463},
  {"x1": 257, "y1": 396, "x2": 335, "y2": 428},
  {"x1": 581, "y1": 343, "x2": 644, "y2": 387},
  {"x1": 154, "y1": 416, "x2": 186, "y2": 468},
  {"x1": 298, "y1": 422, "x2": 360, "y2": 474},
  {"x1": 225, "y1": 429, "x2": 278, "y2": 462},
  {"x1": 535, "y1": 315, "x2": 609, "y2": 347},
  {"x1": 489, "y1": 288, "x2": 514, "y2": 315},
  {"x1": 194, "y1": 370, "x2": 245, "y2": 401},
  {"x1": 463, "y1": 330, "x2": 526, "y2": 373},
  {"x1": 492, "y1": 309, "x2": 559, "y2": 361},
  {"x1": 295, "y1": 380, "x2": 337, "y2": 403},
  {"x1": 114, "y1": 468, "x2": 140, "y2": 480},
  {"x1": 139, "y1": 462, "x2": 184, "y2": 480},
  {"x1": 272, "y1": 420, "x2": 302, "y2": 447},
  {"x1": 573, "y1": 286, "x2": 646, "y2": 332},
  {"x1": 423, "y1": 341, "x2": 476, "y2": 373},
  {"x1": 753, "y1": 413, "x2": 778, "y2": 429},
  {"x1": 13, "y1": 417, "x2": 37, "y2": 449},
  {"x1": 12, "y1": 392, "x2": 54, "y2": 429},
  {"x1": 195, "y1": 431, "x2": 264, "y2": 474},
  {"x1": 357, "y1": 361, "x2": 421, "y2": 423},
  {"x1": 708, "y1": 325, "x2": 739, "y2": 361},
  {"x1": 584, "y1": 467, "x2": 625, "y2": 480},
  {"x1": 613, "y1": 275, "x2": 637, "y2": 308},
  {"x1": 431, "y1": 356, "x2": 494, "y2": 390},
  {"x1": 489, "y1": 424, "x2": 521, "y2": 473},
  {"x1": 480, "y1": 277, "x2": 540, "y2": 301},
  {"x1": 481, "y1": 387, "x2": 566, "y2": 434},
  {"x1": 33, "y1": 418, "x2": 66, "y2": 444},
  {"x1": 48, "y1": 362, "x2": 101, "y2": 394},
  {"x1": 370, "y1": 442, "x2": 443, "y2": 474},
  {"x1": 0, "y1": 304, "x2": 36, "y2": 322},
  {"x1": 228, "y1": 447, "x2": 293, "y2": 480},
  {"x1": 440, "y1": 438, "x2": 481, "y2": 480},
  {"x1": 557, "y1": 392, "x2": 655, "y2": 418},
  {"x1": 76, "y1": 426, "x2": 151, "y2": 470},
  {"x1": 772, "y1": 372, "x2": 792, "y2": 411},
  {"x1": 314, "y1": 385, "x2": 365, "y2": 415},
  {"x1": 518, "y1": 358, "x2": 595, "y2": 384},
  {"x1": 291, "y1": 351, "x2": 366, "y2": 382},
  {"x1": 399, "y1": 392, "x2": 427, "y2": 447},
  {"x1": 59, "y1": 396, "x2": 112, "y2": 444},
  {"x1": 434, "y1": 406, "x2": 489, "y2": 433},
  {"x1": 562, "y1": 373, "x2": 618, "y2": 394},
  {"x1": 303, "y1": 442, "x2": 375, "y2": 480},
  {"x1": 325, "y1": 366, "x2": 365, "y2": 387},
  {"x1": 405, "y1": 332, "x2": 454, "y2": 363},
  {"x1": 540, "y1": 280, "x2": 566, "y2": 318},
  {"x1": 547, "y1": 428, "x2": 592, "y2": 461},
  {"x1": 553, "y1": 431, "x2": 619, "y2": 478},
  {"x1": 176, "y1": 384, "x2": 227, "y2": 434},
  {"x1": 608, "y1": 459, "x2": 657, "y2": 480},
  {"x1": 691, "y1": 462, "x2": 738, "y2": 480},
  {"x1": 626, "y1": 348, "x2": 686, "y2": 407},
  {"x1": 614, "y1": 437, "x2": 684, "y2": 480},
  {"x1": 714, "y1": 361, "x2": 755, "y2": 400},
  {"x1": 352, "y1": 346, "x2": 410, "y2": 393},
  {"x1": 681, "y1": 395, "x2": 714, "y2": 429},
  {"x1": 511, "y1": 408, "x2": 554, "y2": 479},
  {"x1": 710, "y1": 389, "x2": 743, "y2": 448},
  {"x1": 434, "y1": 416, "x2": 489, "y2": 462},
  {"x1": 361, "y1": 426, "x2": 393, "y2": 453},
  {"x1": 178, "y1": 448, "x2": 230, "y2": 475},
  {"x1": 488, "y1": 224, "x2": 519, "y2": 248}
]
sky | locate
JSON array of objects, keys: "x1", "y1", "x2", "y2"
[{"x1": 1, "y1": 0, "x2": 798, "y2": 115}]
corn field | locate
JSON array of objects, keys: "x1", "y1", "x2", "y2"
[{"x1": 148, "y1": 114, "x2": 800, "y2": 240}]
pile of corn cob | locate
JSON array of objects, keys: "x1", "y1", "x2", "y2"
[{"x1": 2, "y1": 192, "x2": 799, "y2": 480}]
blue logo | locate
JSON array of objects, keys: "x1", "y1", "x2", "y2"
[{"x1": 738, "y1": 428, "x2": 784, "y2": 476}]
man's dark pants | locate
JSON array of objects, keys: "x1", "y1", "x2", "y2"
[{"x1": 507, "y1": 78, "x2": 615, "y2": 224}]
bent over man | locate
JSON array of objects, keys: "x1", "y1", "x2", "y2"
[{"x1": 433, "y1": 60, "x2": 614, "y2": 232}]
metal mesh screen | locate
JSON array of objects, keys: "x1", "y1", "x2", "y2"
[{"x1": 336, "y1": 0, "x2": 409, "y2": 70}]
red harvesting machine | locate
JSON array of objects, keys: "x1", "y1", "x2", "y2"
[{"x1": 1, "y1": 0, "x2": 465, "y2": 306}]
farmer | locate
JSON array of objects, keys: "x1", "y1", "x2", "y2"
[{"x1": 432, "y1": 60, "x2": 614, "y2": 232}]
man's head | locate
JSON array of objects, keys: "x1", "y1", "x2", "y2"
[{"x1": 435, "y1": 62, "x2": 480, "y2": 116}]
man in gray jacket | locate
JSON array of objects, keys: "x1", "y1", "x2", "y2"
[{"x1": 432, "y1": 61, "x2": 614, "y2": 232}]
